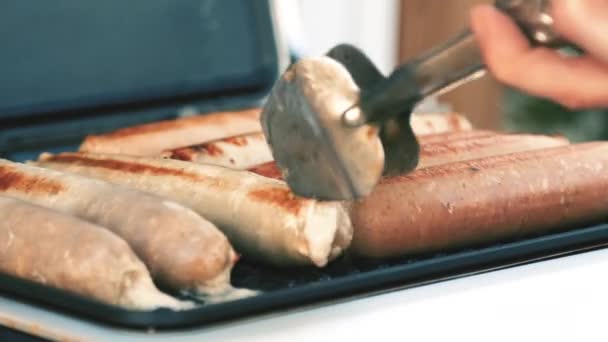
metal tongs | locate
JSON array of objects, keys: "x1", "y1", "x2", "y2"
[{"x1": 261, "y1": 0, "x2": 579, "y2": 201}]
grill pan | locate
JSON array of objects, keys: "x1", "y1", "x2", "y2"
[
  {"x1": 2, "y1": 0, "x2": 608, "y2": 333},
  {"x1": 1, "y1": 222, "x2": 608, "y2": 330}
]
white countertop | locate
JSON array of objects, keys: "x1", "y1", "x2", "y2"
[{"x1": 2, "y1": 246, "x2": 607, "y2": 342}]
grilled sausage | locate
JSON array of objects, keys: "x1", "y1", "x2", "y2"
[
  {"x1": 0, "y1": 159, "x2": 236, "y2": 295},
  {"x1": 251, "y1": 128, "x2": 504, "y2": 180},
  {"x1": 410, "y1": 113, "x2": 473, "y2": 135},
  {"x1": 350, "y1": 142, "x2": 608, "y2": 258},
  {"x1": 78, "y1": 107, "x2": 471, "y2": 158},
  {"x1": 417, "y1": 133, "x2": 569, "y2": 169},
  {"x1": 0, "y1": 196, "x2": 189, "y2": 310},
  {"x1": 38, "y1": 153, "x2": 352, "y2": 267},
  {"x1": 249, "y1": 161, "x2": 285, "y2": 181},
  {"x1": 161, "y1": 132, "x2": 273, "y2": 169},
  {"x1": 248, "y1": 133, "x2": 569, "y2": 179},
  {"x1": 416, "y1": 129, "x2": 496, "y2": 145},
  {"x1": 79, "y1": 108, "x2": 261, "y2": 156},
  {"x1": 159, "y1": 128, "x2": 493, "y2": 171},
  {"x1": 35, "y1": 153, "x2": 353, "y2": 268}
]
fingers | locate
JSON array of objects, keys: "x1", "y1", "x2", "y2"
[
  {"x1": 552, "y1": 0, "x2": 608, "y2": 63},
  {"x1": 470, "y1": 4, "x2": 608, "y2": 110}
]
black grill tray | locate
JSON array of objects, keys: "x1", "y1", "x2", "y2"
[
  {"x1": 1, "y1": 222, "x2": 607, "y2": 331},
  {"x1": 2, "y1": 1, "x2": 603, "y2": 332}
]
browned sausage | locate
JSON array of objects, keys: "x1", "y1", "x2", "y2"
[
  {"x1": 161, "y1": 132, "x2": 272, "y2": 169},
  {"x1": 410, "y1": 112, "x2": 473, "y2": 135},
  {"x1": 417, "y1": 133, "x2": 568, "y2": 168},
  {"x1": 0, "y1": 159, "x2": 236, "y2": 295},
  {"x1": 350, "y1": 142, "x2": 608, "y2": 258},
  {"x1": 248, "y1": 133, "x2": 569, "y2": 179},
  {"x1": 79, "y1": 108, "x2": 261, "y2": 156},
  {"x1": 35, "y1": 153, "x2": 353, "y2": 268},
  {"x1": 416, "y1": 129, "x2": 496, "y2": 145},
  {"x1": 249, "y1": 161, "x2": 284, "y2": 180},
  {"x1": 161, "y1": 130, "x2": 500, "y2": 171},
  {"x1": 79, "y1": 109, "x2": 472, "y2": 158}
]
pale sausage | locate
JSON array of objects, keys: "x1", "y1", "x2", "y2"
[
  {"x1": 0, "y1": 159, "x2": 236, "y2": 295},
  {"x1": 0, "y1": 196, "x2": 189, "y2": 310},
  {"x1": 79, "y1": 108, "x2": 261, "y2": 156},
  {"x1": 35, "y1": 153, "x2": 353, "y2": 268},
  {"x1": 410, "y1": 113, "x2": 473, "y2": 136}
]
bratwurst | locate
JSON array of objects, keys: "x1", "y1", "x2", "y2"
[
  {"x1": 79, "y1": 108, "x2": 262, "y2": 156},
  {"x1": 0, "y1": 159, "x2": 236, "y2": 295},
  {"x1": 248, "y1": 132, "x2": 569, "y2": 179},
  {"x1": 0, "y1": 196, "x2": 188, "y2": 310},
  {"x1": 35, "y1": 153, "x2": 353, "y2": 268},
  {"x1": 409, "y1": 112, "x2": 473, "y2": 135},
  {"x1": 80, "y1": 108, "x2": 472, "y2": 158},
  {"x1": 161, "y1": 132, "x2": 272, "y2": 169}
]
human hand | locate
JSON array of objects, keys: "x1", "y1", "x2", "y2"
[{"x1": 470, "y1": 0, "x2": 608, "y2": 109}]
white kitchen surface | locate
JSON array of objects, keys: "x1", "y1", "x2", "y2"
[{"x1": 1, "y1": 246, "x2": 607, "y2": 342}]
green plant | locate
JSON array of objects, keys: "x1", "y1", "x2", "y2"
[{"x1": 503, "y1": 88, "x2": 608, "y2": 142}]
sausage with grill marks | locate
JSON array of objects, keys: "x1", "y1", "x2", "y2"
[
  {"x1": 0, "y1": 159, "x2": 237, "y2": 296},
  {"x1": 248, "y1": 133, "x2": 569, "y2": 179},
  {"x1": 161, "y1": 132, "x2": 272, "y2": 169},
  {"x1": 160, "y1": 130, "x2": 501, "y2": 171},
  {"x1": 79, "y1": 110, "x2": 471, "y2": 158},
  {"x1": 79, "y1": 108, "x2": 262, "y2": 156},
  {"x1": 416, "y1": 129, "x2": 496, "y2": 145},
  {"x1": 410, "y1": 112, "x2": 473, "y2": 135},
  {"x1": 351, "y1": 142, "x2": 608, "y2": 258},
  {"x1": 35, "y1": 153, "x2": 353, "y2": 268},
  {"x1": 416, "y1": 132, "x2": 568, "y2": 168}
]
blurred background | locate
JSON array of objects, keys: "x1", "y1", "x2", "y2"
[
  {"x1": 2, "y1": 0, "x2": 606, "y2": 152},
  {"x1": 275, "y1": 0, "x2": 608, "y2": 142}
]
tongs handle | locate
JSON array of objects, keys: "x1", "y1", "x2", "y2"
[
  {"x1": 349, "y1": 30, "x2": 483, "y2": 126},
  {"x1": 345, "y1": 0, "x2": 581, "y2": 127}
]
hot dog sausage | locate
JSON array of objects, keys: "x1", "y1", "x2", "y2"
[
  {"x1": 351, "y1": 142, "x2": 608, "y2": 258},
  {"x1": 417, "y1": 133, "x2": 569, "y2": 169}
]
